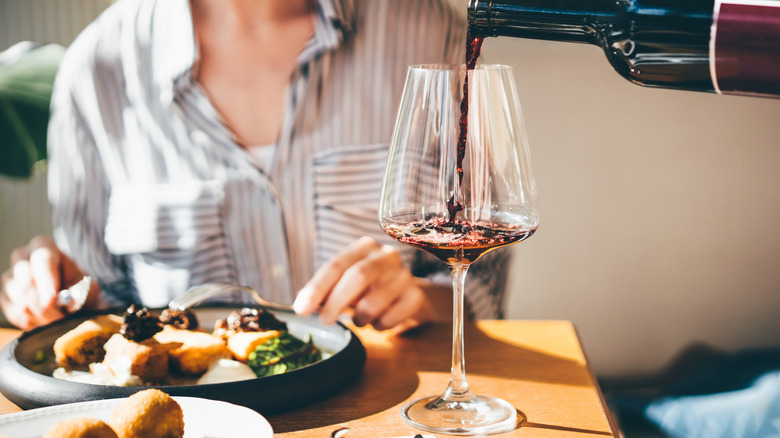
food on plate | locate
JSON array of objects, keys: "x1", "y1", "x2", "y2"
[
  {"x1": 212, "y1": 307, "x2": 288, "y2": 338},
  {"x1": 119, "y1": 305, "x2": 163, "y2": 341},
  {"x1": 42, "y1": 417, "x2": 119, "y2": 438},
  {"x1": 99, "y1": 333, "x2": 182, "y2": 383},
  {"x1": 39, "y1": 389, "x2": 183, "y2": 438},
  {"x1": 159, "y1": 308, "x2": 199, "y2": 330},
  {"x1": 153, "y1": 325, "x2": 230, "y2": 375},
  {"x1": 224, "y1": 330, "x2": 281, "y2": 362},
  {"x1": 51, "y1": 304, "x2": 323, "y2": 386},
  {"x1": 108, "y1": 389, "x2": 184, "y2": 438},
  {"x1": 53, "y1": 314, "x2": 123, "y2": 367},
  {"x1": 248, "y1": 331, "x2": 321, "y2": 377}
]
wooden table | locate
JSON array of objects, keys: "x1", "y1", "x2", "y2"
[{"x1": 0, "y1": 321, "x2": 618, "y2": 437}]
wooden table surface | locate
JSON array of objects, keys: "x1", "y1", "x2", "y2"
[{"x1": 0, "y1": 321, "x2": 618, "y2": 437}]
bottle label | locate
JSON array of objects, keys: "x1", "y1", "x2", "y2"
[{"x1": 710, "y1": 0, "x2": 780, "y2": 97}]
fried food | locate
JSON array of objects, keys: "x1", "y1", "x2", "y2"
[
  {"x1": 108, "y1": 389, "x2": 184, "y2": 438},
  {"x1": 224, "y1": 330, "x2": 281, "y2": 362},
  {"x1": 153, "y1": 325, "x2": 230, "y2": 375},
  {"x1": 53, "y1": 315, "x2": 123, "y2": 367},
  {"x1": 42, "y1": 417, "x2": 118, "y2": 438},
  {"x1": 99, "y1": 333, "x2": 182, "y2": 383},
  {"x1": 51, "y1": 307, "x2": 313, "y2": 386}
]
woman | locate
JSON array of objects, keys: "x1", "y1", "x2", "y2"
[{"x1": 0, "y1": 0, "x2": 510, "y2": 331}]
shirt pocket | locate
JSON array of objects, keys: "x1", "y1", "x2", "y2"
[
  {"x1": 312, "y1": 143, "x2": 415, "y2": 267},
  {"x1": 104, "y1": 181, "x2": 234, "y2": 307}
]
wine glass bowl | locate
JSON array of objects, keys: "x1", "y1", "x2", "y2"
[{"x1": 379, "y1": 64, "x2": 538, "y2": 435}]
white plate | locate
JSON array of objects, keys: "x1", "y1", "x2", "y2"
[{"x1": 0, "y1": 396, "x2": 273, "y2": 438}]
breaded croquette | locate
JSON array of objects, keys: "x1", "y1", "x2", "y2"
[
  {"x1": 153, "y1": 325, "x2": 230, "y2": 375},
  {"x1": 42, "y1": 417, "x2": 118, "y2": 438},
  {"x1": 99, "y1": 334, "x2": 182, "y2": 383},
  {"x1": 53, "y1": 315, "x2": 123, "y2": 367},
  {"x1": 108, "y1": 389, "x2": 184, "y2": 438}
]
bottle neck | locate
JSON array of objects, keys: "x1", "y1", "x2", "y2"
[{"x1": 467, "y1": 0, "x2": 618, "y2": 45}]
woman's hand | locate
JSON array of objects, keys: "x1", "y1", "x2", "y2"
[
  {"x1": 293, "y1": 236, "x2": 451, "y2": 334},
  {"x1": 0, "y1": 236, "x2": 94, "y2": 329}
]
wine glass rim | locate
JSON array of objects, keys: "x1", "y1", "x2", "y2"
[{"x1": 408, "y1": 63, "x2": 513, "y2": 72}]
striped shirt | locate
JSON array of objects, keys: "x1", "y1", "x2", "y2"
[{"x1": 47, "y1": 0, "x2": 511, "y2": 318}]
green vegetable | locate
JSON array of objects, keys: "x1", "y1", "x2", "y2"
[{"x1": 247, "y1": 332, "x2": 322, "y2": 377}]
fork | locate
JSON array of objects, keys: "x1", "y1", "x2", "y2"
[{"x1": 167, "y1": 282, "x2": 294, "y2": 313}]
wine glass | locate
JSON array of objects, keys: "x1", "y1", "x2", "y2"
[{"x1": 379, "y1": 64, "x2": 539, "y2": 435}]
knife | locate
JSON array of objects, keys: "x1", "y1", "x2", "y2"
[{"x1": 57, "y1": 275, "x2": 91, "y2": 314}]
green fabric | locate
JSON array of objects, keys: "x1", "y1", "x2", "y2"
[{"x1": 0, "y1": 43, "x2": 64, "y2": 179}]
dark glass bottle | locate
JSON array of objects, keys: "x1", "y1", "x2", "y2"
[{"x1": 467, "y1": 0, "x2": 780, "y2": 98}]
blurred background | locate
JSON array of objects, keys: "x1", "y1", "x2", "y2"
[
  {"x1": 489, "y1": 33, "x2": 780, "y2": 378},
  {"x1": 2, "y1": 0, "x2": 780, "y2": 423}
]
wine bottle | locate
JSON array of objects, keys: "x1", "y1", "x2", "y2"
[{"x1": 467, "y1": 0, "x2": 780, "y2": 98}]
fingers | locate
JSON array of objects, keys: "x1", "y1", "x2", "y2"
[
  {"x1": 1, "y1": 271, "x2": 40, "y2": 330},
  {"x1": 293, "y1": 236, "x2": 381, "y2": 317},
  {"x1": 318, "y1": 245, "x2": 402, "y2": 324},
  {"x1": 378, "y1": 287, "x2": 429, "y2": 333},
  {"x1": 10, "y1": 235, "x2": 61, "y2": 300},
  {"x1": 25, "y1": 240, "x2": 64, "y2": 317},
  {"x1": 30, "y1": 246, "x2": 61, "y2": 300},
  {"x1": 1, "y1": 269, "x2": 27, "y2": 313},
  {"x1": 0, "y1": 236, "x2": 67, "y2": 329},
  {"x1": 294, "y1": 236, "x2": 436, "y2": 332},
  {"x1": 11, "y1": 259, "x2": 35, "y2": 308},
  {"x1": 351, "y1": 268, "x2": 410, "y2": 327}
]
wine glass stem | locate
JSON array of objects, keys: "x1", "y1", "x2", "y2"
[{"x1": 445, "y1": 263, "x2": 474, "y2": 402}]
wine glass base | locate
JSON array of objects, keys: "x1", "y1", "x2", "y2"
[{"x1": 401, "y1": 394, "x2": 517, "y2": 436}]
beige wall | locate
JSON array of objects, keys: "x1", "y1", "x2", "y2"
[{"x1": 486, "y1": 37, "x2": 780, "y2": 377}]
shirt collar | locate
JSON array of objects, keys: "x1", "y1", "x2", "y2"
[
  {"x1": 319, "y1": 0, "x2": 356, "y2": 35},
  {"x1": 151, "y1": 0, "x2": 197, "y2": 98},
  {"x1": 151, "y1": 0, "x2": 355, "y2": 95}
]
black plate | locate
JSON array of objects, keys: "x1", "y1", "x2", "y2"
[{"x1": 0, "y1": 306, "x2": 366, "y2": 414}]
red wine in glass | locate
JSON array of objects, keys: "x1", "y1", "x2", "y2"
[{"x1": 384, "y1": 217, "x2": 536, "y2": 265}]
